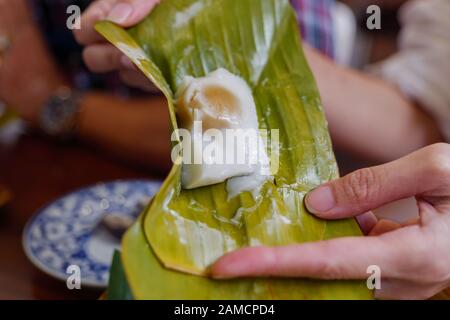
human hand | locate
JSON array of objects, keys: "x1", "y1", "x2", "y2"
[
  {"x1": 212, "y1": 143, "x2": 450, "y2": 300},
  {"x1": 74, "y1": 0, "x2": 160, "y2": 91},
  {"x1": 0, "y1": 0, "x2": 64, "y2": 121}
]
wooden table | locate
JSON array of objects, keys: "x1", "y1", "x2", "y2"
[{"x1": 0, "y1": 132, "x2": 161, "y2": 300}]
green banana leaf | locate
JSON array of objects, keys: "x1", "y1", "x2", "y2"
[
  {"x1": 96, "y1": 0, "x2": 373, "y2": 299},
  {"x1": 107, "y1": 251, "x2": 133, "y2": 300},
  {"x1": 118, "y1": 214, "x2": 370, "y2": 299}
]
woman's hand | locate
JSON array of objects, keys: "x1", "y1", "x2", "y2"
[
  {"x1": 0, "y1": 0, "x2": 64, "y2": 122},
  {"x1": 74, "y1": 0, "x2": 160, "y2": 91},
  {"x1": 212, "y1": 143, "x2": 450, "y2": 300}
]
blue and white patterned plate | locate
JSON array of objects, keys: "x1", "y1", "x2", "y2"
[{"x1": 23, "y1": 180, "x2": 161, "y2": 288}]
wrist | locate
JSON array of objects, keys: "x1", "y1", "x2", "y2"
[
  {"x1": 38, "y1": 87, "x2": 84, "y2": 139},
  {"x1": 5, "y1": 24, "x2": 66, "y2": 124},
  {"x1": 19, "y1": 79, "x2": 66, "y2": 123}
]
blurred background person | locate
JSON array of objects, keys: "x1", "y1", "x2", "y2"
[
  {"x1": 0, "y1": 0, "x2": 353, "y2": 174},
  {"x1": 75, "y1": 0, "x2": 446, "y2": 165},
  {"x1": 343, "y1": 0, "x2": 450, "y2": 157},
  {"x1": 1, "y1": 0, "x2": 447, "y2": 171}
]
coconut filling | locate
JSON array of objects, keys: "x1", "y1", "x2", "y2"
[{"x1": 175, "y1": 68, "x2": 271, "y2": 199}]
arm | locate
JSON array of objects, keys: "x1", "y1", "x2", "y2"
[
  {"x1": 75, "y1": 1, "x2": 442, "y2": 164},
  {"x1": 304, "y1": 45, "x2": 442, "y2": 163},
  {"x1": 78, "y1": 93, "x2": 171, "y2": 171}
]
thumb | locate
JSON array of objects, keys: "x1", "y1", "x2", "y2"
[
  {"x1": 305, "y1": 143, "x2": 450, "y2": 219},
  {"x1": 107, "y1": 0, "x2": 160, "y2": 27}
]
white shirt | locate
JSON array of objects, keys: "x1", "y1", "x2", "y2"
[{"x1": 371, "y1": 0, "x2": 450, "y2": 141}]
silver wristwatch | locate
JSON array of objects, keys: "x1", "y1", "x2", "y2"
[{"x1": 39, "y1": 87, "x2": 82, "y2": 139}]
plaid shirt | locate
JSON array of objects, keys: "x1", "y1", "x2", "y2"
[
  {"x1": 291, "y1": 0, "x2": 335, "y2": 58},
  {"x1": 30, "y1": 0, "x2": 335, "y2": 92}
]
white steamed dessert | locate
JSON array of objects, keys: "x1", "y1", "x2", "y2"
[{"x1": 175, "y1": 68, "x2": 271, "y2": 198}]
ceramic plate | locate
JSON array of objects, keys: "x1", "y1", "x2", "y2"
[{"x1": 23, "y1": 180, "x2": 161, "y2": 288}]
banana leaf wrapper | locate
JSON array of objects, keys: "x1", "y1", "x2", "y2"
[{"x1": 96, "y1": 0, "x2": 373, "y2": 299}]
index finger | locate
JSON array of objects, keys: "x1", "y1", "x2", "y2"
[{"x1": 211, "y1": 233, "x2": 407, "y2": 280}]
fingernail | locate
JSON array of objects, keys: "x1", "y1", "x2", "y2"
[
  {"x1": 210, "y1": 261, "x2": 240, "y2": 280},
  {"x1": 305, "y1": 186, "x2": 335, "y2": 215},
  {"x1": 107, "y1": 3, "x2": 133, "y2": 24},
  {"x1": 211, "y1": 272, "x2": 233, "y2": 280}
]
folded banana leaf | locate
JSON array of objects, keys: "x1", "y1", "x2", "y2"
[
  {"x1": 97, "y1": 0, "x2": 373, "y2": 299},
  {"x1": 107, "y1": 251, "x2": 133, "y2": 300}
]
